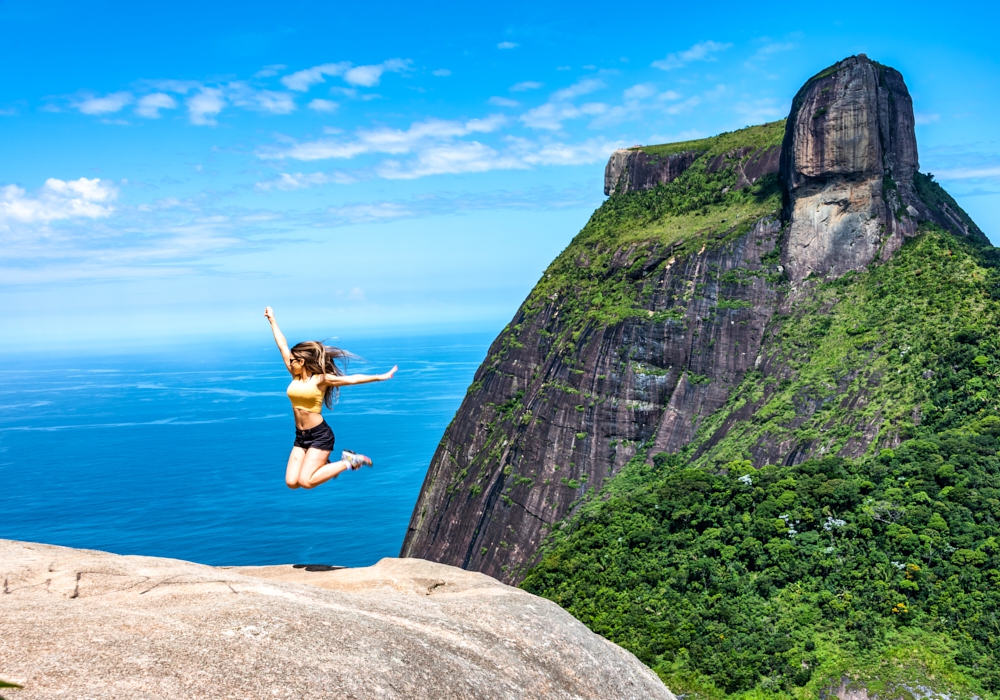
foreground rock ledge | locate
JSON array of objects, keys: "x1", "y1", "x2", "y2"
[{"x1": 0, "y1": 540, "x2": 674, "y2": 700}]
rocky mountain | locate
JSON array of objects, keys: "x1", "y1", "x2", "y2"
[
  {"x1": 402, "y1": 55, "x2": 1000, "y2": 698},
  {"x1": 0, "y1": 540, "x2": 674, "y2": 700},
  {"x1": 402, "y1": 55, "x2": 985, "y2": 584}
]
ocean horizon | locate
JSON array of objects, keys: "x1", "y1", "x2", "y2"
[{"x1": 0, "y1": 330, "x2": 493, "y2": 567}]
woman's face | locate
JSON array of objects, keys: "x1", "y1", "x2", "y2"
[{"x1": 289, "y1": 355, "x2": 305, "y2": 371}]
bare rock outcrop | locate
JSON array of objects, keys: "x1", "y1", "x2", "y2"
[
  {"x1": 0, "y1": 540, "x2": 675, "y2": 700},
  {"x1": 604, "y1": 148, "x2": 701, "y2": 195},
  {"x1": 403, "y1": 217, "x2": 784, "y2": 583},
  {"x1": 779, "y1": 54, "x2": 927, "y2": 283}
]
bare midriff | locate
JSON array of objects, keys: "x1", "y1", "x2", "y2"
[{"x1": 293, "y1": 407, "x2": 325, "y2": 431}]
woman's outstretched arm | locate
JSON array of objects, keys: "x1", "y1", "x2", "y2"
[
  {"x1": 324, "y1": 365, "x2": 397, "y2": 387},
  {"x1": 264, "y1": 306, "x2": 292, "y2": 370}
]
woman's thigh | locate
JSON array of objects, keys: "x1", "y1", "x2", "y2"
[
  {"x1": 285, "y1": 446, "x2": 307, "y2": 487},
  {"x1": 297, "y1": 448, "x2": 333, "y2": 486}
]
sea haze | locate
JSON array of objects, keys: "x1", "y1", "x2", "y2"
[{"x1": 0, "y1": 332, "x2": 491, "y2": 567}]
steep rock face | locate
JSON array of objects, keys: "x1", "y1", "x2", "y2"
[
  {"x1": 604, "y1": 148, "x2": 701, "y2": 195},
  {"x1": 707, "y1": 144, "x2": 782, "y2": 190},
  {"x1": 0, "y1": 540, "x2": 675, "y2": 700},
  {"x1": 402, "y1": 57, "x2": 984, "y2": 586},
  {"x1": 403, "y1": 217, "x2": 785, "y2": 583},
  {"x1": 780, "y1": 55, "x2": 925, "y2": 283}
]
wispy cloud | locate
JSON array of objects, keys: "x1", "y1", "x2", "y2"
[
  {"x1": 308, "y1": 99, "x2": 339, "y2": 112},
  {"x1": 935, "y1": 166, "x2": 1000, "y2": 179},
  {"x1": 261, "y1": 115, "x2": 508, "y2": 162},
  {"x1": 745, "y1": 41, "x2": 797, "y2": 66},
  {"x1": 256, "y1": 171, "x2": 357, "y2": 191},
  {"x1": 488, "y1": 96, "x2": 520, "y2": 107},
  {"x1": 254, "y1": 64, "x2": 287, "y2": 78},
  {"x1": 75, "y1": 92, "x2": 133, "y2": 115},
  {"x1": 915, "y1": 113, "x2": 940, "y2": 125},
  {"x1": 280, "y1": 59, "x2": 411, "y2": 91},
  {"x1": 432, "y1": 69, "x2": 452, "y2": 77},
  {"x1": 497, "y1": 41, "x2": 518, "y2": 49},
  {"x1": 511, "y1": 81, "x2": 543, "y2": 92},
  {"x1": 652, "y1": 40, "x2": 732, "y2": 70},
  {"x1": 227, "y1": 83, "x2": 296, "y2": 115},
  {"x1": 135, "y1": 93, "x2": 178, "y2": 119},
  {"x1": 186, "y1": 88, "x2": 225, "y2": 126},
  {"x1": 519, "y1": 79, "x2": 608, "y2": 131}
]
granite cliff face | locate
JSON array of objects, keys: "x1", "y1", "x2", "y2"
[
  {"x1": 0, "y1": 540, "x2": 675, "y2": 700},
  {"x1": 402, "y1": 56, "x2": 988, "y2": 585}
]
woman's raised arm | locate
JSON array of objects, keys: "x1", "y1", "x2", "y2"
[
  {"x1": 324, "y1": 365, "x2": 397, "y2": 387},
  {"x1": 264, "y1": 307, "x2": 292, "y2": 370}
]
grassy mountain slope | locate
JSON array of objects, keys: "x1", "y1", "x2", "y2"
[
  {"x1": 523, "y1": 121, "x2": 785, "y2": 329},
  {"x1": 520, "y1": 136, "x2": 1000, "y2": 697}
]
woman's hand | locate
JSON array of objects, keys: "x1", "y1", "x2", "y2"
[
  {"x1": 264, "y1": 306, "x2": 275, "y2": 322},
  {"x1": 381, "y1": 365, "x2": 398, "y2": 381}
]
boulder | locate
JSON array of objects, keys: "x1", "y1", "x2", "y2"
[
  {"x1": 779, "y1": 54, "x2": 925, "y2": 283},
  {"x1": 0, "y1": 540, "x2": 674, "y2": 700}
]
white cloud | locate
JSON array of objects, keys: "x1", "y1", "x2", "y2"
[
  {"x1": 281, "y1": 59, "x2": 411, "y2": 91},
  {"x1": 915, "y1": 113, "x2": 940, "y2": 125},
  {"x1": 263, "y1": 115, "x2": 508, "y2": 162},
  {"x1": 344, "y1": 58, "x2": 411, "y2": 87},
  {"x1": 328, "y1": 202, "x2": 415, "y2": 224},
  {"x1": 281, "y1": 62, "x2": 351, "y2": 91},
  {"x1": 497, "y1": 42, "x2": 518, "y2": 49},
  {"x1": 75, "y1": 92, "x2": 133, "y2": 115},
  {"x1": 308, "y1": 99, "x2": 339, "y2": 112},
  {"x1": 518, "y1": 79, "x2": 609, "y2": 131},
  {"x1": 623, "y1": 83, "x2": 657, "y2": 100},
  {"x1": 0, "y1": 177, "x2": 117, "y2": 226},
  {"x1": 520, "y1": 101, "x2": 607, "y2": 130},
  {"x1": 187, "y1": 88, "x2": 225, "y2": 126},
  {"x1": 511, "y1": 81, "x2": 544, "y2": 92},
  {"x1": 746, "y1": 42, "x2": 797, "y2": 66},
  {"x1": 348, "y1": 286, "x2": 366, "y2": 300},
  {"x1": 143, "y1": 79, "x2": 203, "y2": 95},
  {"x1": 652, "y1": 40, "x2": 733, "y2": 70},
  {"x1": 488, "y1": 96, "x2": 520, "y2": 107},
  {"x1": 254, "y1": 64, "x2": 287, "y2": 78},
  {"x1": 664, "y1": 95, "x2": 702, "y2": 115},
  {"x1": 227, "y1": 84, "x2": 296, "y2": 114},
  {"x1": 733, "y1": 97, "x2": 787, "y2": 124},
  {"x1": 518, "y1": 138, "x2": 623, "y2": 166},
  {"x1": 135, "y1": 93, "x2": 178, "y2": 118},
  {"x1": 935, "y1": 166, "x2": 1000, "y2": 179},
  {"x1": 256, "y1": 171, "x2": 356, "y2": 191},
  {"x1": 432, "y1": 69, "x2": 452, "y2": 77},
  {"x1": 377, "y1": 141, "x2": 524, "y2": 179},
  {"x1": 551, "y1": 78, "x2": 605, "y2": 102},
  {"x1": 659, "y1": 90, "x2": 682, "y2": 101}
]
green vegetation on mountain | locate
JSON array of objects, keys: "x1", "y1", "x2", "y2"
[
  {"x1": 523, "y1": 121, "x2": 785, "y2": 332},
  {"x1": 522, "y1": 199, "x2": 1000, "y2": 697}
]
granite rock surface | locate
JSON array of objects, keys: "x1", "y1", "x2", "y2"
[
  {"x1": 0, "y1": 540, "x2": 675, "y2": 700},
  {"x1": 604, "y1": 148, "x2": 700, "y2": 195}
]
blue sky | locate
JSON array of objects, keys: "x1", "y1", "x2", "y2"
[{"x1": 1, "y1": 0, "x2": 998, "y2": 350}]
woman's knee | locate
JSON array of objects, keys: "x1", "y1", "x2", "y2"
[{"x1": 297, "y1": 479, "x2": 315, "y2": 489}]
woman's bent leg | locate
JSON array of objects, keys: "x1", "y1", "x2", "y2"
[
  {"x1": 285, "y1": 446, "x2": 307, "y2": 488},
  {"x1": 297, "y1": 448, "x2": 352, "y2": 488}
]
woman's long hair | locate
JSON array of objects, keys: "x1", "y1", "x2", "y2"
[{"x1": 289, "y1": 341, "x2": 353, "y2": 408}]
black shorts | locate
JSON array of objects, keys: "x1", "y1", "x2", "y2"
[{"x1": 294, "y1": 421, "x2": 336, "y2": 451}]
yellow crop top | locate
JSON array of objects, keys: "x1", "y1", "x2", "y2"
[{"x1": 287, "y1": 376, "x2": 324, "y2": 413}]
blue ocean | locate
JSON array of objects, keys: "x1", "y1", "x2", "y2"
[{"x1": 0, "y1": 332, "x2": 491, "y2": 567}]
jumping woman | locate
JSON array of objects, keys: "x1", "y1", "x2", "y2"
[{"x1": 265, "y1": 306, "x2": 397, "y2": 489}]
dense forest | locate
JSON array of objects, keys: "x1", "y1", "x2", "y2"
[{"x1": 523, "y1": 223, "x2": 1000, "y2": 699}]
